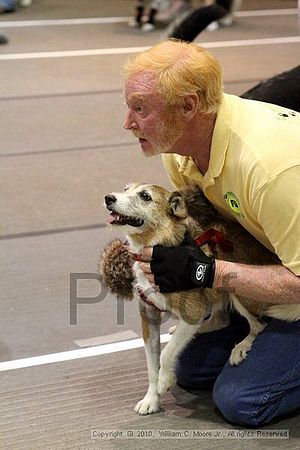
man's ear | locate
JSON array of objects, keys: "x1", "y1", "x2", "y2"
[
  {"x1": 182, "y1": 94, "x2": 199, "y2": 120},
  {"x1": 167, "y1": 191, "x2": 188, "y2": 218}
]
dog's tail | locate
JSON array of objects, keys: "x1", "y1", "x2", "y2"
[
  {"x1": 266, "y1": 304, "x2": 300, "y2": 322},
  {"x1": 167, "y1": 4, "x2": 227, "y2": 42}
]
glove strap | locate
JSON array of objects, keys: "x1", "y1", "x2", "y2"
[{"x1": 191, "y1": 260, "x2": 216, "y2": 288}]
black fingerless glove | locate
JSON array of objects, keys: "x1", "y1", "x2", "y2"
[{"x1": 150, "y1": 234, "x2": 215, "y2": 293}]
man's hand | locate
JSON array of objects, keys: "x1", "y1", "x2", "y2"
[{"x1": 137, "y1": 236, "x2": 215, "y2": 293}]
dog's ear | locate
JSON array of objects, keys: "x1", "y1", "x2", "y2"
[
  {"x1": 180, "y1": 185, "x2": 226, "y2": 227},
  {"x1": 167, "y1": 191, "x2": 188, "y2": 218}
]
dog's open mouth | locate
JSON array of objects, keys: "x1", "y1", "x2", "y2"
[{"x1": 107, "y1": 211, "x2": 144, "y2": 227}]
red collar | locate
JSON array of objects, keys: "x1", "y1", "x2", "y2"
[{"x1": 194, "y1": 228, "x2": 233, "y2": 252}]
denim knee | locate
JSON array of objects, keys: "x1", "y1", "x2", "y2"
[
  {"x1": 175, "y1": 318, "x2": 248, "y2": 390},
  {"x1": 213, "y1": 377, "x2": 267, "y2": 428}
]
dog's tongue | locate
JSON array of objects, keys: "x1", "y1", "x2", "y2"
[{"x1": 107, "y1": 212, "x2": 118, "y2": 224}]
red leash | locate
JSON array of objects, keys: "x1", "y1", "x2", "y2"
[{"x1": 194, "y1": 228, "x2": 233, "y2": 252}]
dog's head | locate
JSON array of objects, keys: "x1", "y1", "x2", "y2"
[{"x1": 104, "y1": 183, "x2": 188, "y2": 239}]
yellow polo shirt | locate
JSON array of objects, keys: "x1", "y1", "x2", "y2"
[{"x1": 162, "y1": 94, "x2": 300, "y2": 275}]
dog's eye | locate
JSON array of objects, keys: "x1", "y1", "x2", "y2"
[{"x1": 139, "y1": 190, "x2": 152, "y2": 202}]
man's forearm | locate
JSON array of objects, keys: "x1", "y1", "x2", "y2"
[{"x1": 214, "y1": 260, "x2": 300, "y2": 304}]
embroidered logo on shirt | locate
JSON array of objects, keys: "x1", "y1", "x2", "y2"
[
  {"x1": 224, "y1": 192, "x2": 244, "y2": 218},
  {"x1": 276, "y1": 110, "x2": 297, "y2": 121}
]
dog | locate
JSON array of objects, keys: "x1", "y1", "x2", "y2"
[{"x1": 101, "y1": 183, "x2": 300, "y2": 415}]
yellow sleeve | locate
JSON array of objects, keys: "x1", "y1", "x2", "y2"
[
  {"x1": 161, "y1": 154, "x2": 186, "y2": 190},
  {"x1": 253, "y1": 165, "x2": 300, "y2": 275}
]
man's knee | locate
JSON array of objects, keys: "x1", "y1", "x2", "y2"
[
  {"x1": 174, "y1": 328, "x2": 243, "y2": 390},
  {"x1": 212, "y1": 375, "x2": 277, "y2": 427}
]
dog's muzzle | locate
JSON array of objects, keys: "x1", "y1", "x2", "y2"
[{"x1": 104, "y1": 195, "x2": 144, "y2": 227}]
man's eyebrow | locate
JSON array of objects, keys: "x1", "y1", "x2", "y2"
[{"x1": 129, "y1": 93, "x2": 152, "y2": 101}]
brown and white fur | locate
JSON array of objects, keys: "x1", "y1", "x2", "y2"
[{"x1": 103, "y1": 183, "x2": 300, "y2": 415}]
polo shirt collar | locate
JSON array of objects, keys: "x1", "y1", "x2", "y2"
[
  {"x1": 174, "y1": 94, "x2": 231, "y2": 188},
  {"x1": 204, "y1": 94, "x2": 231, "y2": 187}
]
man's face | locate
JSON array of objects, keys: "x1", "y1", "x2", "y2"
[{"x1": 124, "y1": 72, "x2": 184, "y2": 157}]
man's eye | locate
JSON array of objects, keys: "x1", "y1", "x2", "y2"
[{"x1": 139, "y1": 190, "x2": 152, "y2": 201}]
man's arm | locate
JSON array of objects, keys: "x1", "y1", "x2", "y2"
[
  {"x1": 214, "y1": 260, "x2": 300, "y2": 304},
  {"x1": 138, "y1": 247, "x2": 300, "y2": 305}
]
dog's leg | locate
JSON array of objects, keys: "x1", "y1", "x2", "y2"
[
  {"x1": 134, "y1": 301, "x2": 161, "y2": 415},
  {"x1": 195, "y1": 301, "x2": 230, "y2": 334},
  {"x1": 158, "y1": 319, "x2": 200, "y2": 396},
  {"x1": 229, "y1": 294, "x2": 266, "y2": 366},
  {"x1": 158, "y1": 302, "x2": 229, "y2": 396}
]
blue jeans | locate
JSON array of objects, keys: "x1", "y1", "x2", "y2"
[
  {"x1": 175, "y1": 313, "x2": 300, "y2": 427},
  {"x1": 0, "y1": 0, "x2": 16, "y2": 9}
]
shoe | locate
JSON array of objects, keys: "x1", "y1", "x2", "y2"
[
  {"x1": 206, "y1": 21, "x2": 219, "y2": 31},
  {"x1": 141, "y1": 22, "x2": 156, "y2": 32},
  {"x1": 128, "y1": 17, "x2": 142, "y2": 28},
  {"x1": 0, "y1": 33, "x2": 8, "y2": 44},
  {"x1": 218, "y1": 13, "x2": 233, "y2": 26}
]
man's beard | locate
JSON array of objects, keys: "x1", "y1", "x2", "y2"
[
  {"x1": 133, "y1": 116, "x2": 184, "y2": 157},
  {"x1": 154, "y1": 117, "x2": 184, "y2": 155}
]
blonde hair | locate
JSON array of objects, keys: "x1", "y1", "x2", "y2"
[{"x1": 123, "y1": 40, "x2": 223, "y2": 114}]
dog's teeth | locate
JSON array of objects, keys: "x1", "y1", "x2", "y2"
[{"x1": 107, "y1": 211, "x2": 143, "y2": 227}]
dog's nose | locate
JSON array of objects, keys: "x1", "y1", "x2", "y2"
[{"x1": 105, "y1": 194, "x2": 116, "y2": 206}]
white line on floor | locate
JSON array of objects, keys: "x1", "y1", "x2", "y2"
[
  {"x1": 74, "y1": 330, "x2": 139, "y2": 348},
  {"x1": 0, "y1": 36, "x2": 299, "y2": 61},
  {"x1": 0, "y1": 334, "x2": 171, "y2": 372},
  {"x1": 0, "y1": 16, "x2": 131, "y2": 28},
  {"x1": 235, "y1": 8, "x2": 298, "y2": 17},
  {"x1": 0, "y1": 8, "x2": 297, "y2": 27}
]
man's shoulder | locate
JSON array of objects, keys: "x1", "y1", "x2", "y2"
[{"x1": 223, "y1": 92, "x2": 299, "y2": 118}]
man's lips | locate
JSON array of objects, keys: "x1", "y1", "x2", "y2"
[
  {"x1": 139, "y1": 138, "x2": 150, "y2": 148},
  {"x1": 132, "y1": 133, "x2": 150, "y2": 148}
]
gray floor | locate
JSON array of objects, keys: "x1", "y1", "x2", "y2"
[{"x1": 0, "y1": 0, "x2": 299, "y2": 448}]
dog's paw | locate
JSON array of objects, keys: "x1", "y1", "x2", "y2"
[
  {"x1": 157, "y1": 368, "x2": 176, "y2": 396},
  {"x1": 229, "y1": 341, "x2": 252, "y2": 366},
  {"x1": 134, "y1": 394, "x2": 160, "y2": 415}
]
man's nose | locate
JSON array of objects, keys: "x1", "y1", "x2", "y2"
[{"x1": 123, "y1": 111, "x2": 137, "y2": 130}]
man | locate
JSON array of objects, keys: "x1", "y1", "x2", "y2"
[{"x1": 123, "y1": 40, "x2": 300, "y2": 427}]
